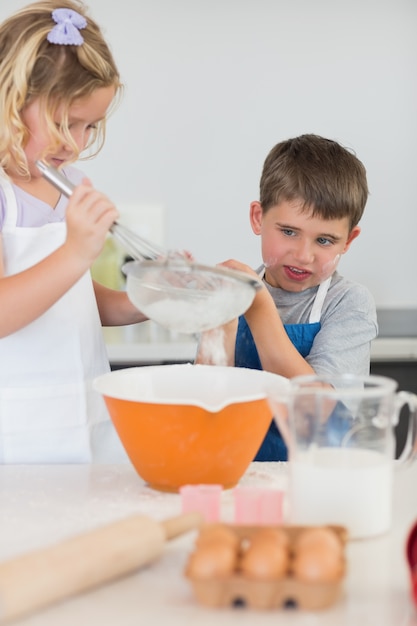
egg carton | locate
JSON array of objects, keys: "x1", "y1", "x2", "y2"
[{"x1": 185, "y1": 524, "x2": 348, "y2": 610}]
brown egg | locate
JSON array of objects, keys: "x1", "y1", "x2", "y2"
[
  {"x1": 186, "y1": 542, "x2": 238, "y2": 579},
  {"x1": 293, "y1": 527, "x2": 343, "y2": 557},
  {"x1": 195, "y1": 524, "x2": 240, "y2": 550},
  {"x1": 240, "y1": 539, "x2": 289, "y2": 580},
  {"x1": 292, "y1": 545, "x2": 344, "y2": 583}
]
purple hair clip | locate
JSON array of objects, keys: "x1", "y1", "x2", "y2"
[{"x1": 47, "y1": 8, "x2": 87, "y2": 46}]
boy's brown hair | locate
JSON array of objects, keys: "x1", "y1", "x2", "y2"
[{"x1": 259, "y1": 134, "x2": 368, "y2": 231}]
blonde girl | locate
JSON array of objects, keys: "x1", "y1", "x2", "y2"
[{"x1": 0, "y1": 1, "x2": 146, "y2": 463}]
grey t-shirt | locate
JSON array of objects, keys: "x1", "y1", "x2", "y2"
[{"x1": 260, "y1": 267, "x2": 378, "y2": 376}]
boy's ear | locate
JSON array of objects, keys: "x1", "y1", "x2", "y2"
[
  {"x1": 250, "y1": 201, "x2": 263, "y2": 235},
  {"x1": 343, "y1": 226, "x2": 361, "y2": 253}
]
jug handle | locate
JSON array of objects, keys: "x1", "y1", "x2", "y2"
[{"x1": 395, "y1": 391, "x2": 417, "y2": 466}]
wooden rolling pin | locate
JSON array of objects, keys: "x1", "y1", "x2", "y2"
[{"x1": 0, "y1": 511, "x2": 203, "y2": 623}]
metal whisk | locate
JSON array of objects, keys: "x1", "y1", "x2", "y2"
[
  {"x1": 36, "y1": 160, "x2": 263, "y2": 333},
  {"x1": 109, "y1": 222, "x2": 168, "y2": 262}
]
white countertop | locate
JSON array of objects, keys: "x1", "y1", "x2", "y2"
[
  {"x1": 103, "y1": 324, "x2": 417, "y2": 365},
  {"x1": 103, "y1": 323, "x2": 198, "y2": 365},
  {"x1": 370, "y1": 337, "x2": 417, "y2": 361},
  {"x1": 1, "y1": 461, "x2": 417, "y2": 625}
]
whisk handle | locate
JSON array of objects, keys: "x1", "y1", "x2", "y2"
[
  {"x1": 36, "y1": 162, "x2": 124, "y2": 236},
  {"x1": 36, "y1": 161, "x2": 166, "y2": 262},
  {"x1": 36, "y1": 160, "x2": 75, "y2": 198}
]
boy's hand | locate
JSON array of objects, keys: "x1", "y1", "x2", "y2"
[
  {"x1": 64, "y1": 179, "x2": 119, "y2": 265},
  {"x1": 218, "y1": 258, "x2": 260, "y2": 280},
  {"x1": 217, "y1": 259, "x2": 271, "y2": 317}
]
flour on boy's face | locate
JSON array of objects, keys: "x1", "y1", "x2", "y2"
[{"x1": 256, "y1": 200, "x2": 358, "y2": 293}]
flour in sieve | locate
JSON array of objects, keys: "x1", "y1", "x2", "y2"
[{"x1": 140, "y1": 289, "x2": 252, "y2": 334}]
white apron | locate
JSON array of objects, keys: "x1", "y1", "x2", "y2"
[{"x1": 0, "y1": 171, "x2": 126, "y2": 463}]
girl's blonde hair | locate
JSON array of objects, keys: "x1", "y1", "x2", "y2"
[{"x1": 0, "y1": 0, "x2": 122, "y2": 177}]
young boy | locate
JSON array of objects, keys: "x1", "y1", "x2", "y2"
[{"x1": 196, "y1": 133, "x2": 378, "y2": 461}]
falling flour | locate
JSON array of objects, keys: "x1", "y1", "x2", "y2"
[{"x1": 196, "y1": 326, "x2": 228, "y2": 366}]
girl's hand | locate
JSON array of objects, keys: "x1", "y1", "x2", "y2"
[{"x1": 63, "y1": 179, "x2": 119, "y2": 266}]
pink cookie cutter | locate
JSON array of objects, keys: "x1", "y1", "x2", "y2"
[
  {"x1": 406, "y1": 519, "x2": 417, "y2": 608},
  {"x1": 234, "y1": 486, "x2": 284, "y2": 525},
  {"x1": 179, "y1": 484, "x2": 222, "y2": 523}
]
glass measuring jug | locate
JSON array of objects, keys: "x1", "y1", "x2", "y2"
[{"x1": 271, "y1": 374, "x2": 417, "y2": 539}]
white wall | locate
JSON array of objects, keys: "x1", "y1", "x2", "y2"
[{"x1": 2, "y1": 0, "x2": 416, "y2": 307}]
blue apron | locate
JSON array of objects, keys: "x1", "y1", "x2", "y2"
[{"x1": 235, "y1": 276, "x2": 331, "y2": 462}]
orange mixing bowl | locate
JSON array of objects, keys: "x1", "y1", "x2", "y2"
[{"x1": 93, "y1": 364, "x2": 288, "y2": 492}]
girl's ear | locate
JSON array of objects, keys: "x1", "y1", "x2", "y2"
[
  {"x1": 249, "y1": 201, "x2": 263, "y2": 235},
  {"x1": 342, "y1": 225, "x2": 361, "y2": 253}
]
